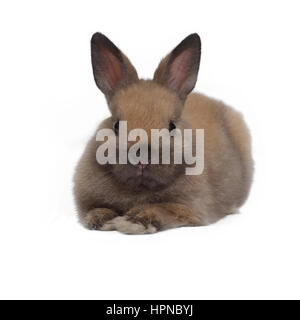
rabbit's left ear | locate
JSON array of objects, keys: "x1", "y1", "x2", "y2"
[
  {"x1": 153, "y1": 33, "x2": 201, "y2": 100},
  {"x1": 91, "y1": 33, "x2": 139, "y2": 99}
]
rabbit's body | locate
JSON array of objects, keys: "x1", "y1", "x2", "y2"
[{"x1": 73, "y1": 33, "x2": 253, "y2": 234}]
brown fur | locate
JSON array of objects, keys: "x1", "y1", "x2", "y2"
[{"x1": 73, "y1": 33, "x2": 254, "y2": 234}]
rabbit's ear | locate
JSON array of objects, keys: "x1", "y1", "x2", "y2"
[
  {"x1": 91, "y1": 33, "x2": 138, "y2": 98},
  {"x1": 153, "y1": 33, "x2": 201, "y2": 100}
]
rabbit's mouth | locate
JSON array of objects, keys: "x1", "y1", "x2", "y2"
[{"x1": 110, "y1": 163, "x2": 184, "y2": 191}]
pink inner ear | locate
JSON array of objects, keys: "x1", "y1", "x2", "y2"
[
  {"x1": 101, "y1": 47, "x2": 123, "y2": 90},
  {"x1": 169, "y1": 49, "x2": 192, "y2": 92}
]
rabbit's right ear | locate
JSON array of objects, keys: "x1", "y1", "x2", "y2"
[{"x1": 91, "y1": 33, "x2": 138, "y2": 99}]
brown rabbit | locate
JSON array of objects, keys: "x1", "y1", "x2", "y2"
[{"x1": 73, "y1": 32, "x2": 253, "y2": 234}]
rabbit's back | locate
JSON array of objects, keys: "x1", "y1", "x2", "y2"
[{"x1": 183, "y1": 93, "x2": 254, "y2": 216}]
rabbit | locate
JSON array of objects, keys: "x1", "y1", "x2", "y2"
[{"x1": 73, "y1": 32, "x2": 253, "y2": 234}]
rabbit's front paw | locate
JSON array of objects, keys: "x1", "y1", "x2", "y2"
[
  {"x1": 81, "y1": 208, "x2": 119, "y2": 230},
  {"x1": 109, "y1": 207, "x2": 161, "y2": 234}
]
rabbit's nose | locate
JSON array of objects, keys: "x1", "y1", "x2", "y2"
[
  {"x1": 135, "y1": 162, "x2": 148, "y2": 175},
  {"x1": 137, "y1": 162, "x2": 148, "y2": 170}
]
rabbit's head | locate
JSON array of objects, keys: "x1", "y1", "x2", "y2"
[{"x1": 91, "y1": 33, "x2": 201, "y2": 191}]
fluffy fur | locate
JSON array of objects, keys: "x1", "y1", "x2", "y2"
[{"x1": 73, "y1": 33, "x2": 253, "y2": 234}]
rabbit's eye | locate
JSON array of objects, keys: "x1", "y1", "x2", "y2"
[
  {"x1": 114, "y1": 121, "x2": 119, "y2": 134},
  {"x1": 169, "y1": 121, "x2": 176, "y2": 132}
]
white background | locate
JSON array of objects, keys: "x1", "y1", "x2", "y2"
[{"x1": 0, "y1": 0, "x2": 299, "y2": 300}]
